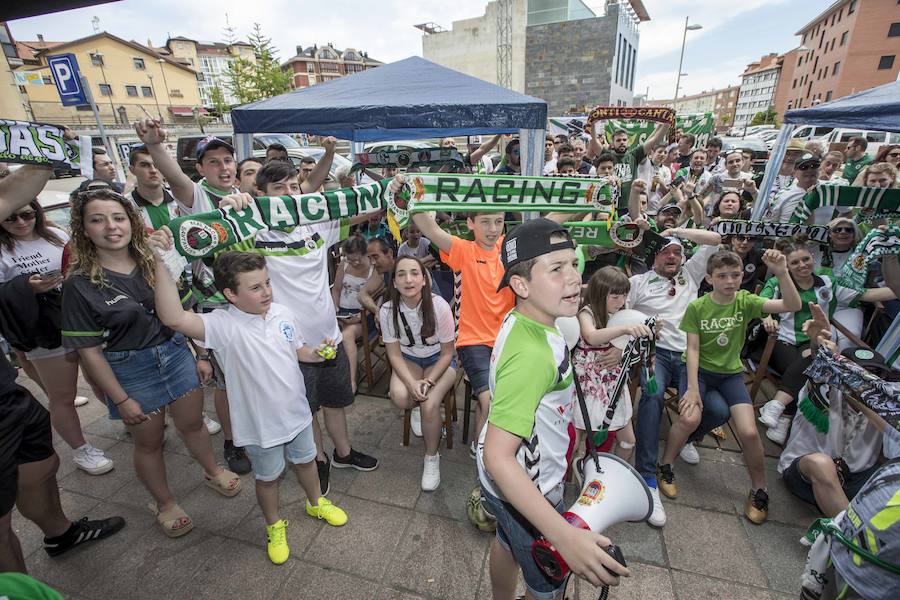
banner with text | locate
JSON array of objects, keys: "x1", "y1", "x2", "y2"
[{"x1": 0, "y1": 120, "x2": 88, "y2": 171}]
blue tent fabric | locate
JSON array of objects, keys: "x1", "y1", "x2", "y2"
[
  {"x1": 231, "y1": 56, "x2": 547, "y2": 141},
  {"x1": 783, "y1": 80, "x2": 900, "y2": 133}
]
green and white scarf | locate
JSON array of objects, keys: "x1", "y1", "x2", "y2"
[
  {"x1": 836, "y1": 224, "x2": 900, "y2": 291},
  {"x1": 790, "y1": 185, "x2": 900, "y2": 223},
  {"x1": 0, "y1": 120, "x2": 90, "y2": 170}
]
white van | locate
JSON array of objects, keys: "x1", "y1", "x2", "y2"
[
  {"x1": 811, "y1": 128, "x2": 900, "y2": 157},
  {"x1": 791, "y1": 126, "x2": 835, "y2": 141}
]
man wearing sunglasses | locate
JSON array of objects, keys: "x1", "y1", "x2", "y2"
[
  {"x1": 841, "y1": 137, "x2": 873, "y2": 183},
  {"x1": 765, "y1": 152, "x2": 820, "y2": 223}
]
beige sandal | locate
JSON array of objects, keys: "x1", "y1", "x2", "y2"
[
  {"x1": 205, "y1": 468, "x2": 242, "y2": 497},
  {"x1": 148, "y1": 502, "x2": 193, "y2": 538}
]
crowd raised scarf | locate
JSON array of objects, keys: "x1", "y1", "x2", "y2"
[
  {"x1": 167, "y1": 174, "x2": 616, "y2": 258},
  {"x1": 351, "y1": 147, "x2": 464, "y2": 173},
  {"x1": 837, "y1": 225, "x2": 900, "y2": 291},
  {"x1": 712, "y1": 220, "x2": 830, "y2": 243},
  {"x1": 789, "y1": 185, "x2": 900, "y2": 223},
  {"x1": 803, "y1": 346, "x2": 900, "y2": 433},
  {"x1": 0, "y1": 120, "x2": 89, "y2": 170},
  {"x1": 585, "y1": 106, "x2": 676, "y2": 143}
]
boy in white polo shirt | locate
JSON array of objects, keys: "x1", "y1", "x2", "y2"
[{"x1": 149, "y1": 241, "x2": 348, "y2": 565}]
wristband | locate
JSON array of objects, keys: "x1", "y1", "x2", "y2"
[{"x1": 114, "y1": 396, "x2": 130, "y2": 406}]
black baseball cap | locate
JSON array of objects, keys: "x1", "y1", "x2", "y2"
[
  {"x1": 196, "y1": 136, "x2": 234, "y2": 161},
  {"x1": 497, "y1": 218, "x2": 575, "y2": 291},
  {"x1": 794, "y1": 152, "x2": 821, "y2": 170},
  {"x1": 841, "y1": 347, "x2": 890, "y2": 375}
]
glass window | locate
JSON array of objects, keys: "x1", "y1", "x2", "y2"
[
  {"x1": 889, "y1": 23, "x2": 900, "y2": 37},
  {"x1": 99, "y1": 84, "x2": 112, "y2": 96},
  {"x1": 841, "y1": 31, "x2": 848, "y2": 45},
  {"x1": 878, "y1": 55, "x2": 895, "y2": 70},
  {"x1": 133, "y1": 57, "x2": 145, "y2": 70},
  {"x1": 825, "y1": 91, "x2": 832, "y2": 102},
  {"x1": 866, "y1": 132, "x2": 886, "y2": 143},
  {"x1": 125, "y1": 85, "x2": 137, "y2": 97},
  {"x1": 848, "y1": 0, "x2": 856, "y2": 14},
  {"x1": 141, "y1": 86, "x2": 153, "y2": 97},
  {"x1": 833, "y1": 61, "x2": 841, "y2": 76},
  {"x1": 90, "y1": 53, "x2": 103, "y2": 66}
]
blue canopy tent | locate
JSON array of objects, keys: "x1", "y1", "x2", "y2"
[
  {"x1": 230, "y1": 56, "x2": 549, "y2": 175},
  {"x1": 751, "y1": 80, "x2": 900, "y2": 220}
]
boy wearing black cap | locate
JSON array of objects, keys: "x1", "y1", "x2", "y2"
[{"x1": 477, "y1": 219, "x2": 628, "y2": 600}]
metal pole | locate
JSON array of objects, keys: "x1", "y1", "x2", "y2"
[
  {"x1": 148, "y1": 74, "x2": 162, "y2": 119},
  {"x1": 673, "y1": 16, "x2": 689, "y2": 111},
  {"x1": 80, "y1": 74, "x2": 120, "y2": 179},
  {"x1": 157, "y1": 59, "x2": 171, "y2": 116}
]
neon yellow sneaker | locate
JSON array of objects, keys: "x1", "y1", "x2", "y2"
[
  {"x1": 306, "y1": 497, "x2": 348, "y2": 526},
  {"x1": 265, "y1": 519, "x2": 290, "y2": 565}
]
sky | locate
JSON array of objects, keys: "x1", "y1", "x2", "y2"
[{"x1": 9, "y1": 0, "x2": 831, "y2": 101}]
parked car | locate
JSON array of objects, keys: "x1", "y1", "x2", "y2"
[
  {"x1": 791, "y1": 125, "x2": 835, "y2": 142},
  {"x1": 38, "y1": 191, "x2": 73, "y2": 232},
  {"x1": 810, "y1": 128, "x2": 900, "y2": 157},
  {"x1": 728, "y1": 124, "x2": 775, "y2": 137},
  {"x1": 720, "y1": 136, "x2": 770, "y2": 171},
  {"x1": 176, "y1": 133, "x2": 302, "y2": 181}
]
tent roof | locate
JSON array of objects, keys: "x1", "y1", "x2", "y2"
[
  {"x1": 783, "y1": 80, "x2": 900, "y2": 133},
  {"x1": 231, "y1": 56, "x2": 547, "y2": 141}
]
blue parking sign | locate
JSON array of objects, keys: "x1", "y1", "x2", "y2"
[{"x1": 48, "y1": 53, "x2": 88, "y2": 106}]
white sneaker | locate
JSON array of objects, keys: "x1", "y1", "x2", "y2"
[
  {"x1": 421, "y1": 453, "x2": 441, "y2": 491},
  {"x1": 679, "y1": 443, "x2": 700, "y2": 465},
  {"x1": 204, "y1": 414, "x2": 222, "y2": 435},
  {"x1": 469, "y1": 441, "x2": 477, "y2": 460},
  {"x1": 410, "y1": 406, "x2": 422, "y2": 438},
  {"x1": 74, "y1": 395, "x2": 89, "y2": 407},
  {"x1": 766, "y1": 416, "x2": 791, "y2": 445},
  {"x1": 648, "y1": 485, "x2": 667, "y2": 527},
  {"x1": 73, "y1": 444, "x2": 114, "y2": 475},
  {"x1": 758, "y1": 400, "x2": 785, "y2": 429}
]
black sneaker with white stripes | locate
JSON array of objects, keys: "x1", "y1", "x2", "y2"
[{"x1": 43, "y1": 516, "x2": 126, "y2": 557}]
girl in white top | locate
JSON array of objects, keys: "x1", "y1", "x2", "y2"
[
  {"x1": 0, "y1": 199, "x2": 113, "y2": 475},
  {"x1": 331, "y1": 234, "x2": 371, "y2": 394},
  {"x1": 378, "y1": 256, "x2": 456, "y2": 492}
]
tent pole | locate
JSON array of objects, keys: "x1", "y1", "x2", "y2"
[{"x1": 750, "y1": 124, "x2": 794, "y2": 221}]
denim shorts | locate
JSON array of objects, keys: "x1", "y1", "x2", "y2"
[
  {"x1": 457, "y1": 344, "x2": 493, "y2": 395},
  {"x1": 400, "y1": 351, "x2": 458, "y2": 371},
  {"x1": 480, "y1": 483, "x2": 567, "y2": 600},
  {"x1": 678, "y1": 368, "x2": 752, "y2": 407},
  {"x1": 103, "y1": 333, "x2": 200, "y2": 420},
  {"x1": 243, "y1": 424, "x2": 317, "y2": 482}
]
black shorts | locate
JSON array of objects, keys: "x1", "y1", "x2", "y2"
[
  {"x1": 782, "y1": 456, "x2": 879, "y2": 511},
  {"x1": 0, "y1": 386, "x2": 54, "y2": 515},
  {"x1": 299, "y1": 342, "x2": 355, "y2": 413}
]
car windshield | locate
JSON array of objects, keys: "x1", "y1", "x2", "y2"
[
  {"x1": 722, "y1": 137, "x2": 766, "y2": 152},
  {"x1": 255, "y1": 134, "x2": 301, "y2": 149}
]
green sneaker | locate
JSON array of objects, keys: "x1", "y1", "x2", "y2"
[
  {"x1": 265, "y1": 519, "x2": 290, "y2": 565},
  {"x1": 306, "y1": 497, "x2": 348, "y2": 526}
]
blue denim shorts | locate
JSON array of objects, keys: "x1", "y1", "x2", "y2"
[
  {"x1": 400, "y1": 351, "x2": 458, "y2": 371},
  {"x1": 678, "y1": 368, "x2": 752, "y2": 407},
  {"x1": 480, "y1": 483, "x2": 567, "y2": 600},
  {"x1": 104, "y1": 333, "x2": 200, "y2": 420},
  {"x1": 243, "y1": 424, "x2": 317, "y2": 481},
  {"x1": 457, "y1": 344, "x2": 493, "y2": 395}
]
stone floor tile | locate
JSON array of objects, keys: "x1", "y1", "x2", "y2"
[
  {"x1": 384, "y1": 511, "x2": 488, "y2": 599},
  {"x1": 720, "y1": 463, "x2": 820, "y2": 528},
  {"x1": 662, "y1": 504, "x2": 766, "y2": 585},
  {"x1": 603, "y1": 520, "x2": 668, "y2": 568},
  {"x1": 176, "y1": 475, "x2": 258, "y2": 534},
  {"x1": 274, "y1": 562, "x2": 379, "y2": 600},
  {"x1": 107, "y1": 449, "x2": 205, "y2": 508},
  {"x1": 377, "y1": 588, "x2": 428, "y2": 600},
  {"x1": 12, "y1": 490, "x2": 101, "y2": 561},
  {"x1": 57, "y1": 442, "x2": 135, "y2": 501},
  {"x1": 185, "y1": 538, "x2": 297, "y2": 600},
  {"x1": 742, "y1": 519, "x2": 809, "y2": 594},
  {"x1": 671, "y1": 569, "x2": 784, "y2": 600},
  {"x1": 664, "y1": 459, "x2": 737, "y2": 514},
  {"x1": 344, "y1": 448, "x2": 424, "y2": 509},
  {"x1": 304, "y1": 495, "x2": 412, "y2": 581},
  {"x1": 576, "y1": 561, "x2": 675, "y2": 600},
  {"x1": 414, "y1": 453, "x2": 479, "y2": 522}
]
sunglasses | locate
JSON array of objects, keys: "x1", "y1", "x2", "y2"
[
  {"x1": 887, "y1": 152, "x2": 900, "y2": 158},
  {"x1": 796, "y1": 163, "x2": 818, "y2": 171},
  {"x1": 4, "y1": 210, "x2": 36, "y2": 223},
  {"x1": 832, "y1": 226, "x2": 855, "y2": 234},
  {"x1": 733, "y1": 235, "x2": 752, "y2": 242}
]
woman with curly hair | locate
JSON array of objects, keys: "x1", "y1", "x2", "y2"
[{"x1": 61, "y1": 189, "x2": 242, "y2": 538}]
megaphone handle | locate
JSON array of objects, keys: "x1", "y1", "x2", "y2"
[{"x1": 596, "y1": 545, "x2": 628, "y2": 600}]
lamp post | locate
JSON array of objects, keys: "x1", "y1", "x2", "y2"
[
  {"x1": 147, "y1": 74, "x2": 162, "y2": 120},
  {"x1": 92, "y1": 50, "x2": 117, "y2": 124},
  {"x1": 673, "y1": 17, "x2": 702, "y2": 111},
  {"x1": 156, "y1": 58, "x2": 171, "y2": 113}
]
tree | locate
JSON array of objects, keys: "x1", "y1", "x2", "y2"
[
  {"x1": 209, "y1": 85, "x2": 230, "y2": 117},
  {"x1": 750, "y1": 106, "x2": 780, "y2": 127},
  {"x1": 224, "y1": 23, "x2": 291, "y2": 105}
]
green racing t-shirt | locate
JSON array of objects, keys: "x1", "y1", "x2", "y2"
[
  {"x1": 680, "y1": 290, "x2": 767, "y2": 374},
  {"x1": 612, "y1": 145, "x2": 646, "y2": 212},
  {"x1": 476, "y1": 311, "x2": 575, "y2": 500}
]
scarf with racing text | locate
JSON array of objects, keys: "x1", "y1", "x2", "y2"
[{"x1": 790, "y1": 185, "x2": 900, "y2": 223}]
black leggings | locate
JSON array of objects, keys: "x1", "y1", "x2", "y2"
[{"x1": 767, "y1": 340, "x2": 813, "y2": 415}]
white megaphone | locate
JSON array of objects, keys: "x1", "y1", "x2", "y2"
[{"x1": 532, "y1": 453, "x2": 652, "y2": 582}]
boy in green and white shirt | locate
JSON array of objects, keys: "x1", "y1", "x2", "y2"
[
  {"x1": 476, "y1": 219, "x2": 628, "y2": 600},
  {"x1": 655, "y1": 248, "x2": 802, "y2": 525}
]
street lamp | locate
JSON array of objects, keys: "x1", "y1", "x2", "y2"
[
  {"x1": 673, "y1": 18, "x2": 702, "y2": 111},
  {"x1": 147, "y1": 74, "x2": 162, "y2": 120},
  {"x1": 92, "y1": 50, "x2": 117, "y2": 124},
  {"x1": 156, "y1": 58, "x2": 171, "y2": 112}
]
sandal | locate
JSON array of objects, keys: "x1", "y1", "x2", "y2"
[
  {"x1": 148, "y1": 502, "x2": 193, "y2": 538},
  {"x1": 205, "y1": 468, "x2": 242, "y2": 497}
]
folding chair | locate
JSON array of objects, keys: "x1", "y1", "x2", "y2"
[
  {"x1": 746, "y1": 334, "x2": 779, "y2": 407},
  {"x1": 358, "y1": 308, "x2": 391, "y2": 394}
]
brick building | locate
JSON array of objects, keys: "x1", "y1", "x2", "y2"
[
  {"x1": 774, "y1": 0, "x2": 900, "y2": 117},
  {"x1": 160, "y1": 37, "x2": 256, "y2": 109},
  {"x1": 281, "y1": 43, "x2": 382, "y2": 89},
  {"x1": 644, "y1": 85, "x2": 739, "y2": 128}
]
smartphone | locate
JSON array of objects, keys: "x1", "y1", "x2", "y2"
[
  {"x1": 41, "y1": 270, "x2": 62, "y2": 280},
  {"x1": 722, "y1": 178, "x2": 743, "y2": 190}
]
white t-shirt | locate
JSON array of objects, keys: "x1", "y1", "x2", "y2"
[
  {"x1": 397, "y1": 237, "x2": 432, "y2": 260},
  {"x1": 378, "y1": 294, "x2": 455, "y2": 359},
  {"x1": 0, "y1": 227, "x2": 69, "y2": 283},
  {"x1": 199, "y1": 302, "x2": 312, "y2": 448},
  {"x1": 626, "y1": 244, "x2": 716, "y2": 353},
  {"x1": 636, "y1": 160, "x2": 672, "y2": 214},
  {"x1": 766, "y1": 183, "x2": 806, "y2": 223},
  {"x1": 250, "y1": 220, "x2": 346, "y2": 346},
  {"x1": 338, "y1": 265, "x2": 372, "y2": 311}
]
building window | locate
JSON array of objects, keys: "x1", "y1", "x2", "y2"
[
  {"x1": 889, "y1": 23, "x2": 900, "y2": 37},
  {"x1": 99, "y1": 84, "x2": 112, "y2": 96},
  {"x1": 826, "y1": 91, "x2": 833, "y2": 101},
  {"x1": 125, "y1": 85, "x2": 137, "y2": 97},
  {"x1": 133, "y1": 57, "x2": 145, "y2": 70},
  {"x1": 90, "y1": 53, "x2": 103, "y2": 66},
  {"x1": 307, "y1": 62, "x2": 315, "y2": 74},
  {"x1": 41, "y1": 75, "x2": 52, "y2": 85},
  {"x1": 848, "y1": 0, "x2": 856, "y2": 14},
  {"x1": 841, "y1": 31, "x2": 848, "y2": 45},
  {"x1": 833, "y1": 61, "x2": 841, "y2": 76},
  {"x1": 878, "y1": 55, "x2": 895, "y2": 69},
  {"x1": 141, "y1": 86, "x2": 153, "y2": 97}
]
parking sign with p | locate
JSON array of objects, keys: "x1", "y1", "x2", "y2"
[{"x1": 48, "y1": 53, "x2": 88, "y2": 106}]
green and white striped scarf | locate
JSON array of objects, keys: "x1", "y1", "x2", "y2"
[{"x1": 790, "y1": 184, "x2": 900, "y2": 223}]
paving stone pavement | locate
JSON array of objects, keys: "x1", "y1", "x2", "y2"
[{"x1": 10, "y1": 375, "x2": 818, "y2": 600}]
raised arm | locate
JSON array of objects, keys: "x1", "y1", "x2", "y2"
[
  {"x1": 148, "y1": 228, "x2": 206, "y2": 341},
  {"x1": 134, "y1": 118, "x2": 196, "y2": 207},
  {"x1": 0, "y1": 165, "x2": 52, "y2": 221},
  {"x1": 301, "y1": 136, "x2": 337, "y2": 193},
  {"x1": 628, "y1": 179, "x2": 648, "y2": 221},
  {"x1": 660, "y1": 226, "x2": 722, "y2": 247},
  {"x1": 761, "y1": 250, "x2": 802, "y2": 314},
  {"x1": 587, "y1": 121, "x2": 606, "y2": 160},
  {"x1": 469, "y1": 134, "x2": 501, "y2": 165},
  {"x1": 642, "y1": 123, "x2": 670, "y2": 157}
]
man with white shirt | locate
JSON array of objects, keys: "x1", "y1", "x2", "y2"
[
  {"x1": 705, "y1": 137, "x2": 725, "y2": 175},
  {"x1": 765, "y1": 153, "x2": 820, "y2": 223},
  {"x1": 700, "y1": 149, "x2": 757, "y2": 216},
  {"x1": 636, "y1": 143, "x2": 671, "y2": 214}
]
